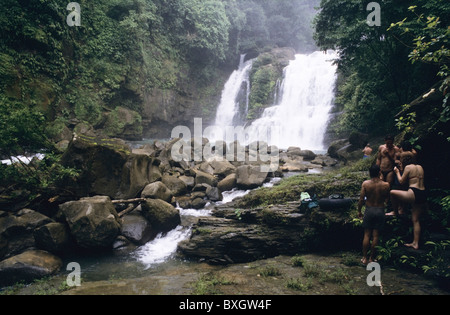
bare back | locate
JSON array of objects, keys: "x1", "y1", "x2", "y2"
[
  {"x1": 359, "y1": 178, "x2": 390, "y2": 208},
  {"x1": 401, "y1": 164, "x2": 425, "y2": 190}
]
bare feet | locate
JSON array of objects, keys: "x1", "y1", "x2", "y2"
[
  {"x1": 405, "y1": 242, "x2": 419, "y2": 250},
  {"x1": 386, "y1": 211, "x2": 405, "y2": 216}
]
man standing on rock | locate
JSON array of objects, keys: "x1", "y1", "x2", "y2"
[
  {"x1": 376, "y1": 135, "x2": 400, "y2": 187},
  {"x1": 358, "y1": 165, "x2": 391, "y2": 265}
]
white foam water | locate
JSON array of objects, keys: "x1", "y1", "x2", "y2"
[
  {"x1": 134, "y1": 185, "x2": 259, "y2": 268},
  {"x1": 245, "y1": 51, "x2": 338, "y2": 150}
]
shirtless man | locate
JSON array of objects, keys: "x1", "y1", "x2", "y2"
[
  {"x1": 362, "y1": 142, "x2": 373, "y2": 159},
  {"x1": 358, "y1": 165, "x2": 391, "y2": 265},
  {"x1": 390, "y1": 154, "x2": 427, "y2": 250},
  {"x1": 376, "y1": 135, "x2": 400, "y2": 187}
]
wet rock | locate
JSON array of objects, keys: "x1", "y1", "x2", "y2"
[
  {"x1": 0, "y1": 250, "x2": 62, "y2": 287},
  {"x1": 235, "y1": 165, "x2": 268, "y2": 189},
  {"x1": 194, "y1": 170, "x2": 218, "y2": 187},
  {"x1": 140, "y1": 199, "x2": 181, "y2": 234},
  {"x1": 178, "y1": 199, "x2": 361, "y2": 265},
  {"x1": 217, "y1": 174, "x2": 237, "y2": 192},
  {"x1": 33, "y1": 222, "x2": 70, "y2": 253},
  {"x1": 59, "y1": 196, "x2": 121, "y2": 249},
  {"x1": 0, "y1": 209, "x2": 53, "y2": 259},
  {"x1": 190, "y1": 197, "x2": 207, "y2": 210},
  {"x1": 121, "y1": 212, "x2": 153, "y2": 245},
  {"x1": 141, "y1": 182, "x2": 173, "y2": 202},
  {"x1": 177, "y1": 216, "x2": 307, "y2": 265},
  {"x1": 162, "y1": 175, "x2": 188, "y2": 196},
  {"x1": 206, "y1": 186, "x2": 223, "y2": 202}
]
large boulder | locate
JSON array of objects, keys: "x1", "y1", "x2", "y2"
[
  {"x1": 194, "y1": 170, "x2": 218, "y2": 187},
  {"x1": 60, "y1": 134, "x2": 160, "y2": 200},
  {"x1": 140, "y1": 199, "x2": 181, "y2": 235},
  {"x1": 217, "y1": 174, "x2": 237, "y2": 192},
  {"x1": 327, "y1": 139, "x2": 349, "y2": 159},
  {"x1": 102, "y1": 106, "x2": 143, "y2": 141},
  {"x1": 118, "y1": 153, "x2": 162, "y2": 200},
  {"x1": 141, "y1": 182, "x2": 173, "y2": 202},
  {"x1": 235, "y1": 165, "x2": 268, "y2": 189},
  {"x1": 178, "y1": 199, "x2": 360, "y2": 265},
  {"x1": 0, "y1": 250, "x2": 62, "y2": 287},
  {"x1": 161, "y1": 175, "x2": 188, "y2": 196},
  {"x1": 0, "y1": 209, "x2": 53, "y2": 259},
  {"x1": 59, "y1": 196, "x2": 121, "y2": 249},
  {"x1": 120, "y1": 212, "x2": 153, "y2": 245},
  {"x1": 299, "y1": 150, "x2": 317, "y2": 161},
  {"x1": 33, "y1": 222, "x2": 70, "y2": 253},
  {"x1": 208, "y1": 160, "x2": 236, "y2": 179},
  {"x1": 60, "y1": 134, "x2": 130, "y2": 198},
  {"x1": 280, "y1": 159, "x2": 308, "y2": 172}
]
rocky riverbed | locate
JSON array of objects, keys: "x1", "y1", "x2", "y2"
[
  {"x1": 1, "y1": 134, "x2": 448, "y2": 295},
  {"x1": 5, "y1": 253, "x2": 448, "y2": 295}
]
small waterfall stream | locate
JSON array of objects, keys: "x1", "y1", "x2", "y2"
[
  {"x1": 214, "y1": 54, "x2": 253, "y2": 128},
  {"x1": 134, "y1": 188, "x2": 253, "y2": 268}
]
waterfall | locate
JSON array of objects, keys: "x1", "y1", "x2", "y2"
[
  {"x1": 246, "y1": 51, "x2": 338, "y2": 151},
  {"x1": 214, "y1": 54, "x2": 253, "y2": 128}
]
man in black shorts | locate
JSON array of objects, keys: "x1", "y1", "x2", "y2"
[{"x1": 358, "y1": 165, "x2": 391, "y2": 265}]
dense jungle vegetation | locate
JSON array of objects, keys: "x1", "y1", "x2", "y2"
[
  {"x1": 0, "y1": 0, "x2": 318, "y2": 192},
  {"x1": 0, "y1": 0, "x2": 448, "y2": 287},
  {"x1": 314, "y1": 0, "x2": 450, "y2": 207},
  {"x1": 0, "y1": 0, "x2": 449, "y2": 248}
]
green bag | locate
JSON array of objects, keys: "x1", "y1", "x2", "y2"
[{"x1": 299, "y1": 192, "x2": 319, "y2": 212}]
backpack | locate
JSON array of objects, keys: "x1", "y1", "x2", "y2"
[{"x1": 299, "y1": 192, "x2": 319, "y2": 212}]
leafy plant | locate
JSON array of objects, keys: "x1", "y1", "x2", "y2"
[{"x1": 422, "y1": 240, "x2": 450, "y2": 278}]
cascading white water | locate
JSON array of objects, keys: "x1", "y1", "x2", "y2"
[
  {"x1": 134, "y1": 52, "x2": 337, "y2": 269},
  {"x1": 246, "y1": 51, "x2": 338, "y2": 151},
  {"x1": 135, "y1": 188, "x2": 254, "y2": 268},
  {"x1": 214, "y1": 55, "x2": 253, "y2": 129}
]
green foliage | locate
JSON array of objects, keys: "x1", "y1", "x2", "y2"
[
  {"x1": 421, "y1": 240, "x2": 450, "y2": 278},
  {"x1": 0, "y1": 96, "x2": 48, "y2": 156},
  {"x1": 0, "y1": 152, "x2": 80, "y2": 201},
  {"x1": 0, "y1": 0, "x2": 321, "y2": 138},
  {"x1": 291, "y1": 255, "x2": 306, "y2": 267},
  {"x1": 314, "y1": 0, "x2": 444, "y2": 137},
  {"x1": 247, "y1": 65, "x2": 278, "y2": 120},
  {"x1": 388, "y1": 1, "x2": 450, "y2": 141},
  {"x1": 178, "y1": 0, "x2": 230, "y2": 62}
]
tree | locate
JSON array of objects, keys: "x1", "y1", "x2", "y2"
[
  {"x1": 388, "y1": 1, "x2": 450, "y2": 139},
  {"x1": 178, "y1": 0, "x2": 231, "y2": 62},
  {"x1": 313, "y1": 0, "x2": 440, "y2": 136}
]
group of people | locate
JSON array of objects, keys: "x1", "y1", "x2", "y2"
[{"x1": 357, "y1": 135, "x2": 427, "y2": 265}]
